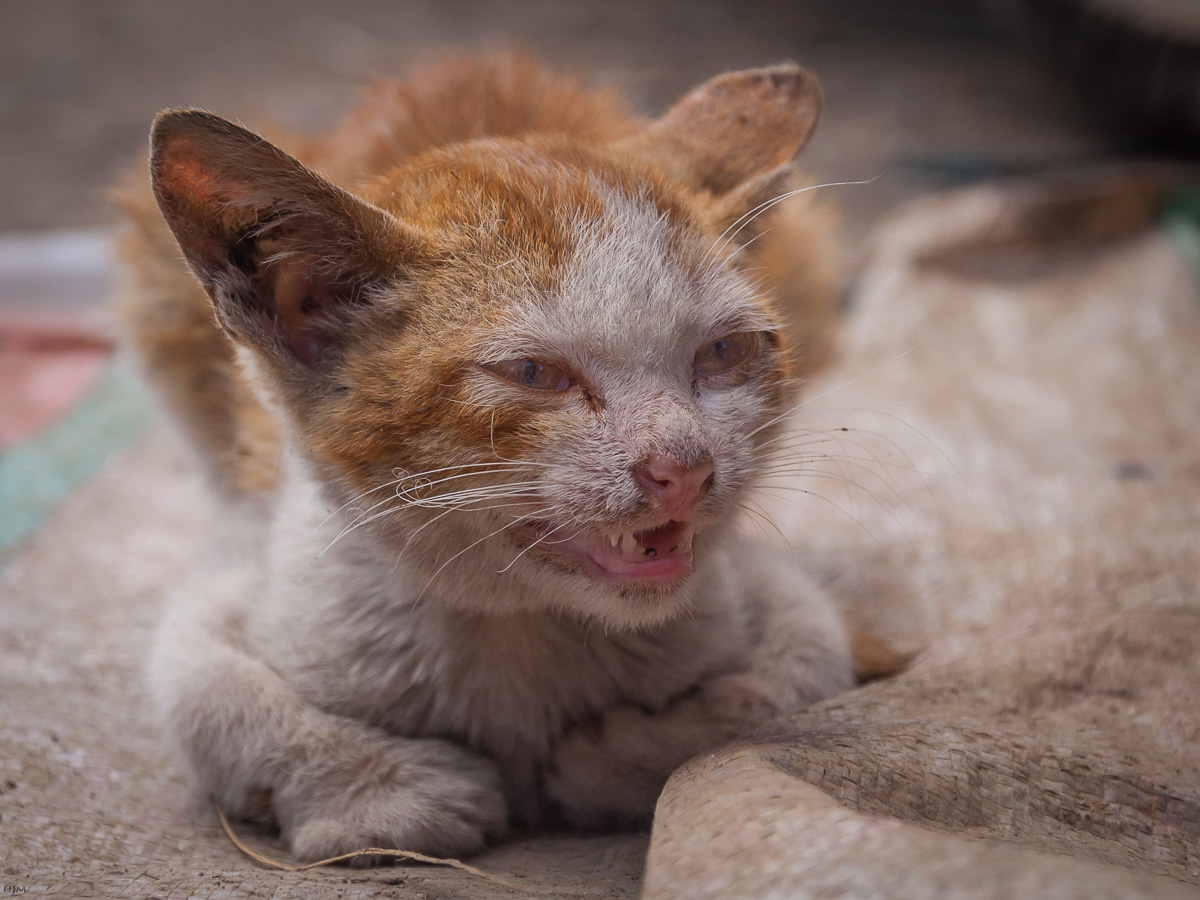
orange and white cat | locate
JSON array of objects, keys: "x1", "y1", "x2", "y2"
[{"x1": 117, "y1": 54, "x2": 852, "y2": 860}]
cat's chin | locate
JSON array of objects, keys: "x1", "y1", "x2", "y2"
[{"x1": 516, "y1": 517, "x2": 700, "y2": 587}]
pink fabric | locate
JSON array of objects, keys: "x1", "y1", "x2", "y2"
[{"x1": 0, "y1": 321, "x2": 111, "y2": 449}]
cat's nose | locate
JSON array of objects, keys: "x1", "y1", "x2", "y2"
[{"x1": 633, "y1": 452, "x2": 714, "y2": 518}]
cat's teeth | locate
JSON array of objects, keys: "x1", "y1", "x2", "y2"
[
  {"x1": 680, "y1": 524, "x2": 696, "y2": 552},
  {"x1": 622, "y1": 531, "x2": 643, "y2": 560},
  {"x1": 608, "y1": 530, "x2": 637, "y2": 559}
]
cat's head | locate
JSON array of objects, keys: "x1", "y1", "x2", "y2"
[{"x1": 149, "y1": 64, "x2": 827, "y2": 629}]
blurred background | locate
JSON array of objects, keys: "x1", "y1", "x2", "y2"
[
  {"x1": 2, "y1": 0, "x2": 1197, "y2": 546},
  {"x1": 6, "y1": 0, "x2": 1177, "y2": 238}
]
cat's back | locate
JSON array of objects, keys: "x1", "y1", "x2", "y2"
[{"x1": 311, "y1": 52, "x2": 640, "y2": 184}]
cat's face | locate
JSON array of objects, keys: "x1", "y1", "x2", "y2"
[
  {"x1": 149, "y1": 66, "x2": 821, "y2": 628},
  {"x1": 321, "y1": 146, "x2": 790, "y2": 625}
]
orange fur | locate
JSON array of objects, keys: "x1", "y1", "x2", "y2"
[
  {"x1": 117, "y1": 52, "x2": 840, "y2": 499},
  {"x1": 121, "y1": 54, "x2": 858, "y2": 855},
  {"x1": 312, "y1": 53, "x2": 642, "y2": 185}
]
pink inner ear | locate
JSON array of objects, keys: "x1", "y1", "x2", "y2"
[
  {"x1": 155, "y1": 134, "x2": 264, "y2": 269},
  {"x1": 165, "y1": 150, "x2": 219, "y2": 198},
  {"x1": 157, "y1": 133, "x2": 256, "y2": 213}
]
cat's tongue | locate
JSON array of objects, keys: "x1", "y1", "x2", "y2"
[{"x1": 584, "y1": 520, "x2": 695, "y2": 583}]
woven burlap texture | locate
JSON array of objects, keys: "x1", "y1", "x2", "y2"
[{"x1": 644, "y1": 177, "x2": 1200, "y2": 898}]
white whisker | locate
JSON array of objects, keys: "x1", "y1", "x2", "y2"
[
  {"x1": 754, "y1": 484, "x2": 882, "y2": 543},
  {"x1": 315, "y1": 458, "x2": 553, "y2": 530},
  {"x1": 704, "y1": 177, "x2": 878, "y2": 271},
  {"x1": 747, "y1": 349, "x2": 914, "y2": 440},
  {"x1": 412, "y1": 507, "x2": 556, "y2": 602},
  {"x1": 497, "y1": 522, "x2": 572, "y2": 574}
]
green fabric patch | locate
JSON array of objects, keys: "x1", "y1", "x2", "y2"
[
  {"x1": 0, "y1": 360, "x2": 151, "y2": 555},
  {"x1": 1164, "y1": 188, "x2": 1200, "y2": 276}
]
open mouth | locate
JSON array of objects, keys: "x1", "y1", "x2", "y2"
[{"x1": 518, "y1": 516, "x2": 699, "y2": 585}]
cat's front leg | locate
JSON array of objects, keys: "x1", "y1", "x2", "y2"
[
  {"x1": 152, "y1": 575, "x2": 506, "y2": 861},
  {"x1": 545, "y1": 550, "x2": 854, "y2": 829},
  {"x1": 272, "y1": 718, "x2": 508, "y2": 863}
]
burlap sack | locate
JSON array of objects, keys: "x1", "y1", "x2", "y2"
[{"x1": 644, "y1": 174, "x2": 1200, "y2": 898}]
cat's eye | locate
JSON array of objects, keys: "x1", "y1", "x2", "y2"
[
  {"x1": 482, "y1": 358, "x2": 571, "y2": 392},
  {"x1": 694, "y1": 332, "x2": 758, "y2": 376}
]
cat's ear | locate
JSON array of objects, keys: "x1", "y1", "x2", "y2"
[
  {"x1": 618, "y1": 64, "x2": 821, "y2": 239},
  {"x1": 150, "y1": 110, "x2": 429, "y2": 368}
]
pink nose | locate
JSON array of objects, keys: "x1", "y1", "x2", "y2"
[{"x1": 633, "y1": 453, "x2": 714, "y2": 518}]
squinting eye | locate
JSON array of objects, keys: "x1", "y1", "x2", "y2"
[
  {"x1": 482, "y1": 358, "x2": 571, "y2": 391},
  {"x1": 694, "y1": 332, "x2": 758, "y2": 376}
]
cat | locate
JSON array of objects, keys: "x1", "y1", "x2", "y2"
[{"x1": 116, "y1": 52, "x2": 854, "y2": 860}]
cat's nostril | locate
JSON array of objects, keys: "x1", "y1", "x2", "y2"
[{"x1": 634, "y1": 453, "x2": 714, "y2": 513}]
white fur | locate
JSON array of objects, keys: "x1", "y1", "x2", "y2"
[{"x1": 151, "y1": 186, "x2": 854, "y2": 859}]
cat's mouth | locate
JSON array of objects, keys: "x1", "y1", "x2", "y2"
[{"x1": 517, "y1": 517, "x2": 698, "y2": 584}]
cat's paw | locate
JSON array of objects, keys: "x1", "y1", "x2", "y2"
[
  {"x1": 277, "y1": 736, "x2": 507, "y2": 862},
  {"x1": 692, "y1": 671, "x2": 782, "y2": 721}
]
